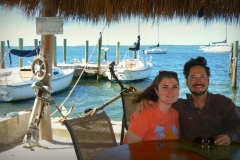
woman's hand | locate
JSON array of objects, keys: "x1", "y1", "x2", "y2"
[{"x1": 136, "y1": 99, "x2": 155, "y2": 113}]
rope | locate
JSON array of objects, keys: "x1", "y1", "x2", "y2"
[{"x1": 50, "y1": 22, "x2": 108, "y2": 116}]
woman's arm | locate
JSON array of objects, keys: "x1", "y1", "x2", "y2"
[{"x1": 128, "y1": 130, "x2": 143, "y2": 144}]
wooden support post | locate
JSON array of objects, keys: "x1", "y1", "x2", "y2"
[
  {"x1": 38, "y1": 35, "x2": 54, "y2": 141},
  {"x1": 37, "y1": 0, "x2": 57, "y2": 141},
  {"x1": 85, "y1": 40, "x2": 89, "y2": 63},
  {"x1": 19, "y1": 38, "x2": 23, "y2": 67},
  {"x1": 63, "y1": 39, "x2": 67, "y2": 63},
  {"x1": 231, "y1": 41, "x2": 239, "y2": 88},
  {"x1": 0, "y1": 41, "x2": 4, "y2": 69},
  {"x1": 116, "y1": 42, "x2": 120, "y2": 64}
]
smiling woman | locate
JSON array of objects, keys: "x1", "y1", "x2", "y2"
[{"x1": 122, "y1": 71, "x2": 180, "y2": 144}]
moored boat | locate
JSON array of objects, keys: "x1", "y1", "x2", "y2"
[
  {"x1": 103, "y1": 36, "x2": 153, "y2": 82},
  {"x1": 201, "y1": 41, "x2": 231, "y2": 53},
  {"x1": 144, "y1": 23, "x2": 167, "y2": 54},
  {"x1": 0, "y1": 66, "x2": 74, "y2": 102},
  {"x1": 144, "y1": 47, "x2": 167, "y2": 54}
]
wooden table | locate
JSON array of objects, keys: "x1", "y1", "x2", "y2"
[{"x1": 91, "y1": 139, "x2": 240, "y2": 160}]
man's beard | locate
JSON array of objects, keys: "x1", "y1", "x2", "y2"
[{"x1": 189, "y1": 88, "x2": 208, "y2": 96}]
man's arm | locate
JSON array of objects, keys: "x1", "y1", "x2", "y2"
[
  {"x1": 136, "y1": 99, "x2": 155, "y2": 113},
  {"x1": 218, "y1": 96, "x2": 240, "y2": 143}
]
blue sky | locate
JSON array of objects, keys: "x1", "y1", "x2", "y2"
[{"x1": 0, "y1": 8, "x2": 240, "y2": 46}]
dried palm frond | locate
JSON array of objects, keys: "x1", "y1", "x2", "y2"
[{"x1": 0, "y1": 0, "x2": 239, "y2": 25}]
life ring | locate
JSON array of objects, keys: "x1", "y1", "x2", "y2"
[{"x1": 31, "y1": 56, "x2": 47, "y2": 81}]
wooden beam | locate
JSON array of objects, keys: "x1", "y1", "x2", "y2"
[{"x1": 38, "y1": 0, "x2": 57, "y2": 141}]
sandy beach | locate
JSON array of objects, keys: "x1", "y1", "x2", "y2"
[{"x1": 0, "y1": 115, "x2": 122, "y2": 160}]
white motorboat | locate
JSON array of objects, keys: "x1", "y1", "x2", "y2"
[
  {"x1": 201, "y1": 42, "x2": 231, "y2": 53},
  {"x1": 0, "y1": 67, "x2": 74, "y2": 102},
  {"x1": 199, "y1": 44, "x2": 210, "y2": 50},
  {"x1": 70, "y1": 58, "x2": 81, "y2": 63},
  {"x1": 101, "y1": 46, "x2": 110, "y2": 52},
  {"x1": 201, "y1": 25, "x2": 232, "y2": 53},
  {"x1": 144, "y1": 47, "x2": 167, "y2": 54}
]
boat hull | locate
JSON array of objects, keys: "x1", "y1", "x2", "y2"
[
  {"x1": 112, "y1": 66, "x2": 152, "y2": 82},
  {"x1": 0, "y1": 68, "x2": 74, "y2": 102},
  {"x1": 202, "y1": 47, "x2": 231, "y2": 53},
  {"x1": 145, "y1": 49, "x2": 167, "y2": 54},
  {"x1": 201, "y1": 43, "x2": 231, "y2": 53},
  {"x1": 104, "y1": 59, "x2": 153, "y2": 82}
]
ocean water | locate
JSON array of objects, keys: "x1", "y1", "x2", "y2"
[{"x1": 1, "y1": 45, "x2": 240, "y2": 121}]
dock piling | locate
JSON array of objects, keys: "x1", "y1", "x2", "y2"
[
  {"x1": 104, "y1": 50, "x2": 107, "y2": 62},
  {"x1": 34, "y1": 39, "x2": 38, "y2": 48},
  {"x1": 116, "y1": 42, "x2": 120, "y2": 64},
  {"x1": 133, "y1": 43, "x2": 137, "y2": 59},
  {"x1": 53, "y1": 36, "x2": 57, "y2": 67},
  {"x1": 0, "y1": 41, "x2": 5, "y2": 68},
  {"x1": 231, "y1": 41, "x2": 239, "y2": 88},
  {"x1": 7, "y1": 40, "x2": 12, "y2": 65},
  {"x1": 97, "y1": 32, "x2": 102, "y2": 81},
  {"x1": 63, "y1": 39, "x2": 67, "y2": 63},
  {"x1": 18, "y1": 38, "x2": 23, "y2": 67}
]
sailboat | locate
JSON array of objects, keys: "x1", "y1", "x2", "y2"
[
  {"x1": 103, "y1": 18, "x2": 153, "y2": 82},
  {"x1": 0, "y1": 47, "x2": 74, "y2": 102},
  {"x1": 103, "y1": 36, "x2": 153, "y2": 82},
  {"x1": 201, "y1": 24, "x2": 231, "y2": 53},
  {"x1": 101, "y1": 29, "x2": 110, "y2": 52},
  {"x1": 144, "y1": 24, "x2": 167, "y2": 54}
]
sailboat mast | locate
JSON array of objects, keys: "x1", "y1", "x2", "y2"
[
  {"x1": 226, "y1": 24, "x2": 227, "y2": 43},
  {"x1": 138, "y1": 17, "x2": 140, "y2": 36},
  {"x1": 208, "y1": 28, "x2": 210, "y2": 45},
  {"x1": 138, "y1": 17, "x2": 140, "y2": 59},
  {"x1": 158, "y1": 23, "x2": 159, "y2": 44}
]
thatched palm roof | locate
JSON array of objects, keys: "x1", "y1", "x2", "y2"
[{"x1": 0, "y1": 0, "x2": 239, "y2": 25}]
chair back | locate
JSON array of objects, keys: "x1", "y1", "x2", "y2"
[
  {"x1": 63, "y1": 111, "x2": 117, "y2": 160},
  {"x1": 120, "y1": 92, "x2": 139, "y2": 144}
]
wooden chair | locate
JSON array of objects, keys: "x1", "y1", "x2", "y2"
[
  {"x1": 63, "y1": 111, "x2": 118, "y2": 160},
  {"x1": 120, "y1": 92, "x2": 139, "y2": 144}
]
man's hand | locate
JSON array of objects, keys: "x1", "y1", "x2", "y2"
[
  {"x1": 136, "y1": 99, "x2": 155, "y2": 113},
  {"x1": 214, "y1": 134, "x2": 231, "y2": 145}
]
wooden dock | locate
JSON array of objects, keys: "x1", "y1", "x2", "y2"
[{"x1": 57, "y1": 61, "x2": 110, "y2": 77}]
